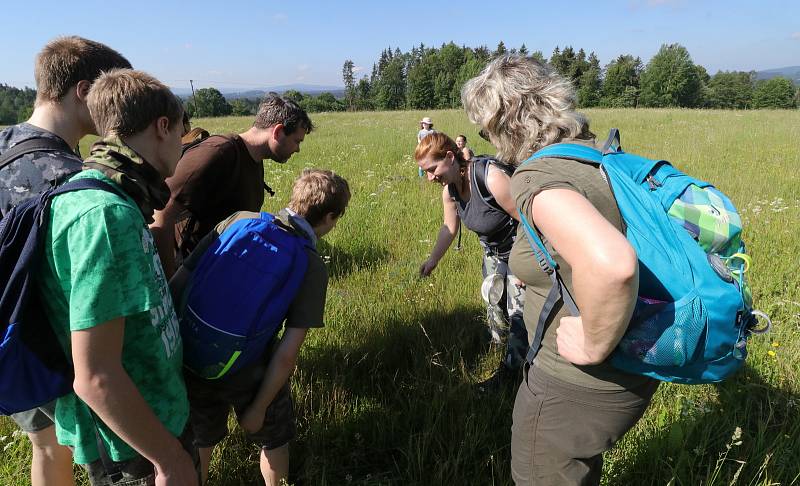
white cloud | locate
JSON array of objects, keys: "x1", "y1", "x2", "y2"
[{"x1": 353, "y1": 66, "x2": 364, "y2": 73}]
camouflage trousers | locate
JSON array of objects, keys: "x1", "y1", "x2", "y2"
[{"x1": 481, "y1": 252, "x2": 528, "y2": 370}]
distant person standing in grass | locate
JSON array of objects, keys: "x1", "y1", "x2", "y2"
[
  {"x1": 463, "y1": 54, "x2": 658, "y2": 486},
  {"x1": 417, "y1": 116, "x2": 436, "y2": 144},
  {"x1": 416, "y1": 116, "x2": 436, "y2": 176},
  {"x1": 455, "y1": 134, "x2": 474, "y2": 161},
  {"x1": 0, "y1": 35, "x2": 131, "y2": 486},
  {"x1": 170, "y1": 169, "x2": 350, "y2": 486},
  {"x1": 415, "y1": 132, "x2": 528, "y2": 386},
  {"x1": 151, "y1": 93, "x2": 313, "y2": 277}
]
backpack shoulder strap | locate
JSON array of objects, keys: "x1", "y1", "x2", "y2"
[
  {"x1": 473, "y1": 157, "x2": 513, "y2": 212},
  {"x1": 0, "y1": 137, "x2": 75, "y2": 171},
  {"x1": 49, "y1": 178, "x2": 125, "y2": 200},
  {"x1": 517, "y1": 207, "x2": 581, "y2": 363},
  {"x1": 523, "y1": 142, "x2": 603, "y2": 167}
]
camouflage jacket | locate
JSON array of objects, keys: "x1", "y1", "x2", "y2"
[{"x1": 0, "y1": 123, "x2": 82, "y2": 216}]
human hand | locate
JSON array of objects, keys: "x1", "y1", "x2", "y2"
[
  {"x1": 419, "y1": 260, "x2": 437, "y2": 277},
  {"x1": 238, "y1": 406, "x2": 265, "y2": 435},
  {"x1": 555, "y1": 316, "x2": 601, "y2": 366},
  {"x1": 154, "y1": 447, "x2": 198, "y2": 486}
]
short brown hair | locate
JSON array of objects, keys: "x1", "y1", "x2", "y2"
[
  {"x1": 87, "y1": 69, "x2": 183, "y2": 137},
  {"x1": 288, "y1": 169, "x2": 350, "y2": 226},
  {"x1": 34, "y1": 36, "x2": 131, "y2": 103},
  {"x1": 414, "y1": 132, "x2": 468, "y2": 168},
  {"x1": 253, "y1": 93, "x2": 314, "y2": 135}
]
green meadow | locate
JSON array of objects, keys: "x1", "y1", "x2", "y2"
[{"x1": 1, "y1": 108, "x2": 799, "y2": 485}]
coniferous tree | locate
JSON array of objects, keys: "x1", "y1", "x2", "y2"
[
  {"x1": 495, "y1": 41, "x2": 507, "y2": 56},
  {"x1": 406, "y1": 55, "x2": 436, "y2": 109},
  {"x1": 601, "y1": 55, "x2": 643, "y2": 107},
  {"x1": 577, "y1": 53, "x2": 602, "y2": 107},
  {"x1": 433, "y1": 42, "x2": 465, "y2": 107},
  {"x1": 342, "y1": 60, "x2": 356, "y2": 111},
  {"x1": 474, "y1": 45, "x2": 491, "y2": 62},
  {"x1": 452, "y1": 53, "x2": 487, "y2": 107},
  {"x1": 355, "y1": 77, "x2": 373, "y2": 110},
  {"x1": 374, "y1": 56, "x2": 406, "y2": 109},
  {"x1": 519, "y1": 44, "x2": 529, "y2": 55},
  {"x1": 550, "y1": 46, "x2": 573, "y2": 77}
]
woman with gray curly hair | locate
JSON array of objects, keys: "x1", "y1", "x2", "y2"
[{"x1": 462, "y1": 55, "x2": 659, "y2": 485}]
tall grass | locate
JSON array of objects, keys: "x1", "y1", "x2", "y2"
[{"x1": 1, "y1": 109, "x2": 798, "y2": 485}]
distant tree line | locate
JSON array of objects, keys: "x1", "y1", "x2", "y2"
[
  {"x1": 0, "y1": 85, "x2": 36, "y2": 124},
  {"x1": 183, "y1": 87, "x2": 346, "y2": 118},
  {"x1": 3, "y1": 43, "x2": 798, "y2": 123},
  {"x1": 340, "y1": 42, "x2": 800, "y2": 111}
]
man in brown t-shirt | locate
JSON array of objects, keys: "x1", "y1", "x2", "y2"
[{"x1": 151, "y1": 93, "x2": 313, "y2": 277}]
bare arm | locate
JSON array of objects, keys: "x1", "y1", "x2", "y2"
[
  {"x1": 419, "y1": 186, "x2": 460, "y2": 277},
  {"x1": 530, "y1": 189, "x2": 639, "y2": 365},
  {"x1": 150, "y1": 198, "x2": 184, "y2": 280},
  {"x1": 238, "y1": 328, "x2": 308, "y2": 433},
  {"x1": 71, "y1": 318, "x2": 195, "y2": 484},
  {"x1": 485, "y1": 165, "x2": 519, "y2": 221}
]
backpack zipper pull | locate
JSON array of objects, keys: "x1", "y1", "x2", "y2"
[{"x1": 646, "y1": 175, "x2": 662, "y2": 191}]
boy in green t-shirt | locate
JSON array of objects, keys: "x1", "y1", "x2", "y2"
[
  {"x1": 38, "y1": 69, "x2": 197, "y2": 485},
  {"x1": 170, "y1": 169, "x2": 350, "y2": 485}
]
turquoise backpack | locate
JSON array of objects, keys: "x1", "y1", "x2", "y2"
[{"x1": 519, "y1": 129, "x2": 770, "y2": 384}]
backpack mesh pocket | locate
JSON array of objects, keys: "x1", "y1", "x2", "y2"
[{"x1": 617, "y1": 292, "x2": 708, "y2": 367}]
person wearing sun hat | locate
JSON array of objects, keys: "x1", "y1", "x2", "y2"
[
  {"x1": 417, "y1": 116, "x2": 436, "y2": 144},
  {"x1": 416, "y1": 117, "x2": 437, "y2": 176}
]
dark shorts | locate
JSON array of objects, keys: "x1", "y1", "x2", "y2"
[
  {"x1": 10, "y1": 400, "x2": 57, "y2": 433},
  {"x1": 83, "y1": 425, "x2": 198, "y2": 486},
  {"x1": 184, "y1": 362, "x2": 296, "y2": 450}
]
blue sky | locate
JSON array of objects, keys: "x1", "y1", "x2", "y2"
[{"x1": 3, "y1": 0, "x2": 798, "y2": 91}]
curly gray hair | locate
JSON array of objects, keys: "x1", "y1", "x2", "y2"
[{"x1": 461, "y1": 55, "x2": 592, "y2": 165}]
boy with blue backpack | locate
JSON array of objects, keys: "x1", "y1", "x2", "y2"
[{"x1": 169, "y1": 168, "x2": 350, "y2": 485}]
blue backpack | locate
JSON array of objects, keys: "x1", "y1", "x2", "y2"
[
  {"x1": 518, "y1": 129, "x2": 769, "y2": 384},
  {"x1": 179, "y1": 212, "x2": 311, "y2": 379},
  {"x1": 0, "y1": 178, "x2": 123, "y2": 414}
]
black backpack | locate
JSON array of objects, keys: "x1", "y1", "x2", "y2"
[
  {"x1": 472, "y1": 156, "x2": 515, "y2": 212},
  {"x1": 0, "y1": 177, "x2": 123, "y2": 414}
]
